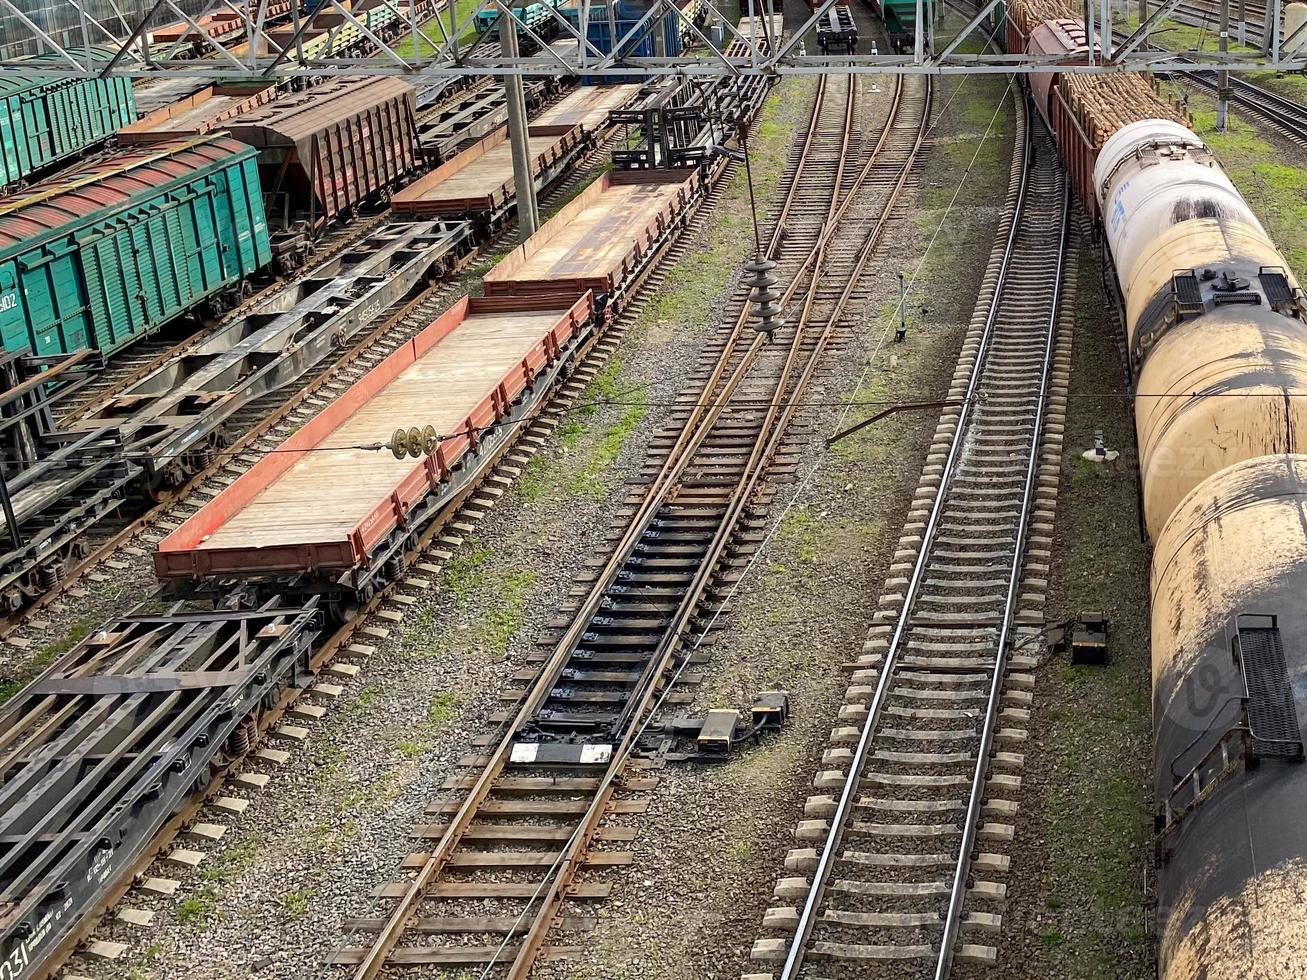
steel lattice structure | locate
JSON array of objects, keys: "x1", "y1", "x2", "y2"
[{"x1": 0, "y1": 0, "x2": 1302, "y2": 77}]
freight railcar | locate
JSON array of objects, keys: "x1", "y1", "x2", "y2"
[
  {"x1": 865, "y1": 0, "x2": 928, "y2": 52},
  {"x1": 0, "y1": 71, "x2": 136, "y2": 192},
  {"x1": 224, "y1": 76, "x2": 420, "y2": 233},
  {"x1": 155, "y1": 292, "x2": 599, "y2": 615},
  {"x1": 1006, "y1": 1, "x2": 1307, "y2": 978},
  {"x1": 0, "y1": 134, "x2": 271, "y2": 360}
]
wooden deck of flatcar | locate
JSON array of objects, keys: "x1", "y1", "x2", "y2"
[
  {"x1": 530, "y1": 83, "x2": 643, "y2": 132},
  {"x1": 200, "y1": 308, "x2": 570, "y2": 550},
  {"x1": 484, "y1": 171, "x2": 700, "y2": 296},
  {"x1": 154, "y1": 296, "x2": 594, "y2": 584}
]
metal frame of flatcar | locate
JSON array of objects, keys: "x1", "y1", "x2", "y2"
[
  {"x1": 817, "y1": 5, "x2": 859, "y2": 53},
  {"x1": 0, "y1": 352, "x2": 139, "y2": 611},
  {"x1": 79, "y1": 219, "x2": 477, "y2": 488},
  {"x1": 0, "y1": 600, "x2": 321, "y2": 978}
]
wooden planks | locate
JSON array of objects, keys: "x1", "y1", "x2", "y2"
[
  {"x1": 484, "y1": 174, "x2": 695, "y2": 295},
  {"x1": 196, "y1": 309, "x2": 565, "y2": 551},
  {"x1": 531, "y1": 84, "x2": 642, "y2": 132}
]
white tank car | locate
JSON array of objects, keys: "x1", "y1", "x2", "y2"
[
  {"x1": 1092, "y1": 118, "x2": 1307, "y2": 980},
  {"x1": 1090, "y1": 117, "x2": 1307, "y2": 537}
]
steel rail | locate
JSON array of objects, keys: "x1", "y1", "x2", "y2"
[
  {"x1": 348, "y1": 75, "x2": 857, "y2": 978},
  {"x1": 934, "y1": 139, "x2": 1070, "y2": 980},
  {"x1": 351, "y1": 66, "x2": 923, "y2": 980},
  {"x1": 503, "y1": 72, "x2": 936, "y2": 979},
  {"x1": 779, "y1": 93, "x2": 1038, "y2": 980}
]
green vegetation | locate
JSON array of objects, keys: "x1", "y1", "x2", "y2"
[
  {"x1": 393, "y1": 0, "x2": 483, "y2": 57},
  {"x1": 1038, "y1": 255, "x2": 1153, "y2": 979},
  {"x1": 0, "y1": 615, "x2": 100, "y2": 706},
  {"x1": 279, "y1": 885, "x2": 316, "y2": 917},
  {"x1": 397, "y1": 690, "x2": 467, "y2": 757},
  {"x1": 200, "y1": 832, "x2": 267, "y2": 885},
  {"x1": 1187, "y1": 105, "x2": 1307, "y2": 276},
  {"x1": 176, "y1": 885, "x2": 222, "y2": 928},
  {"x1": 565, "y1": 359, "x2": 647, "y2": 499}
]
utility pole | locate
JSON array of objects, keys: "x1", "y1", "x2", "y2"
[
  {"x1": 1237, "y1": 0, "x2": 1246, "y2": 44},
  {"x1": 914, "y1": 0, "x2": 923, "y2": 62},
  {"x1": 501, "y1": 9, "x2": 540, "y2": 238},
  {"x1": 1218, "y1": 0, "x2": 1230, "y2": 129}
]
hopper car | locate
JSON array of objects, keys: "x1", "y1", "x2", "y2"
[
  {"x1": 222, "y1": 77, "x2": 421, "y2": 235},
  {"x1": 1007, "y1": 1, "x2": 1307, "y2": 977}
]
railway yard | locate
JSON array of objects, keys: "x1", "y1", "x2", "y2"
[{"x1": 6, "y1": 0, "x2": 1307, "y2": 979}]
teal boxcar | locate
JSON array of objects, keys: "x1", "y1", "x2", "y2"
[
  {"x1": 0, "y1": 71, "x2": 137, "y2": 190},
  {"x1": 0, "y1": 134, "x2": 272, "y2": 358}
]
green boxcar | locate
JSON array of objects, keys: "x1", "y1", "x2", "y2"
[
  {"x1": 0, "y1": 71, "x2": 137, "y2": 189},
  {"x1": 0, "y1": 134, "x2": 272, "y2": 358},
  {"x1": 868, "y1": 0, "x2": 930, "y2": 51}
]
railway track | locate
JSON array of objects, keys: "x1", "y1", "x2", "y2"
[
  {"x1": 3, "y1": 65, "x2": 780, "y2": 979},
  {"x1": 0, "y1": 84, "x2": 616, "y2": 642},
  {"x1": 747, "y1": 98, "x2": 1073, "y2": 979},
  {"x1": 329, "y1": 65, "x2": 933, "y2": 978}
]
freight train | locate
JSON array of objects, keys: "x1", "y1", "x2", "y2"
[
  {"x1": 0, "y1": 75, "x2": 420, "y2": 366},
  {"x1": 1007, "y1": 1, "x2": 1307, "y2": 977}
]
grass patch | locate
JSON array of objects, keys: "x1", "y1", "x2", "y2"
[
  {"x1": 279, "y1": 885, "x2": 316, "y2": 917},
  {"x1": 177, "y1": 885, "x2": 222, "y2": 928},
  {"x1": 200, "y1": 832, "x2": 266, "y2": 884},
  {"x1": 393, "y1": 0, "x2": 482, "y2": 57},
  {"x1": 1038, "y1": 251, "x2": 1153, "y2": 980},
  {"x1": 0, "y1": 615, "x2": 100, "y2": 705},
  {"x1": 1186, "y1": 105, "x2": 1307, "y2": 277},
  {"x1": 564, "y1": 359, "x2": 647, "y2": 499}
]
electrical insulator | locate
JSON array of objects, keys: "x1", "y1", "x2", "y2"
[{"x1": 743, "y1": 254, "x2": 784, "y2": 336}]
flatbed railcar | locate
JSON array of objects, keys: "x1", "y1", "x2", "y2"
[
  {"x1": 155, "y1": 292, "x2": 599, "y2": 612},
  {"x1": 0, "y1": 134, "x2": 272, "y2": 361},
  {"x1": 0, "y1": 70, "x2": 136, "y2": 193},
  {"x1": 484, "y1": 168, "x2": 704, "y2": 312},
  {"x1": 817, "y1": 4, "x2": 859, "y2": 52},
  {"x1": 393, "y1": 122, "x2": 589, "y2": 234}
]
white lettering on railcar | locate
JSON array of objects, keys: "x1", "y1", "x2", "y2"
[{"x1": 0, "y1": 294, "x2": 17, "y2": 313}]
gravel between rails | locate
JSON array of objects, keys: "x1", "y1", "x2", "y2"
[{"x1": 61, "y1": 79, "x2": 818, "y2": 980}]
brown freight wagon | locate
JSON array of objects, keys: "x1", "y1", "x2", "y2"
[
  {"x1": 483, "y1": 169, "x2": 703, "y2": 310},
  {"x1": 391, "y1": 122, "x2": 586, "y2": 231},
  {"x1": 153, "y1": 292, "x2": 598, "y2": 611},
  {"x1": 530, "y1": 84, "x2": 644, "y2": 135},
  {"x1": 224, "y1": 76, "x2": 420, "y2": 232}
]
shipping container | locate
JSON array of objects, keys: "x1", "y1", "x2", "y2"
[
  {"x1": 484, "y1": 168, "x2": 702, "y2": 303},
  {"x1": 225, "y1": 76, "x2": 420, "y2": 232},
  {"x1": 0, "y1": 72, "x2": 137, "y2": 190},
  {"x1": 154, "y1": 292, "x2": 597, "y2": 604},
  {"x1": 0, "y1": 134, "x2": 272, "y2": 358},
  {"x1": 562, "y1": 0, "x2": 683, "y2": 80}
]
